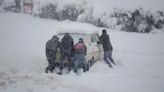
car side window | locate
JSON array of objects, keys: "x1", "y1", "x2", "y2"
[{"x1": 91, "y1": 33, "x2": 99, "y2": 43}]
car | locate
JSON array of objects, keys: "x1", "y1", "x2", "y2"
[{"x1": 57, "y1": 30, "x2": 104, "y2": 67}]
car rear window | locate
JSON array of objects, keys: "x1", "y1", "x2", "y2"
[{"x1": 58, "y1": 33, "x2": 87, "y2": 44}]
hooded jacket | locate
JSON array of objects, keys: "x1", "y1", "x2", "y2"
[
  {"x1": 99, "y1": 33, "x2": 113, "y2": 51},
  {"x1": 46, "y1": 36, "x2": 62, "y2": 51},
  {"x1": 61, "y1": 33, "x2": 74, "y2": 50}
]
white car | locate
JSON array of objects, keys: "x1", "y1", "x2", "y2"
[{"x1": 57, "y1": 30, "x2": 104, "y2": 66}]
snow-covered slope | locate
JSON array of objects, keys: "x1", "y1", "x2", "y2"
[{"x1": 0, "y1": 13, "x2": 164, "y2": 92}]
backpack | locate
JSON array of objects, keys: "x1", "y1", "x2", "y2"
[{"x1": 74, "y1": 43, "x2": 85, "y2": 53}]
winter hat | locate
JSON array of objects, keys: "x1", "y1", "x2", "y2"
[
  {"x1": 64, "y1": 33, "x2": 70, "y2": 38},
  {"x1": 65, "y1": 33, "x2": 70, "y2": 36},
  {"x1": 52, "y1": 35, "x2": 59, "y2": 40},
  {"x1": 79, "y1": 38, "x2": 83, "y2": 43},
  {"x1": 102, "y1": 29, "x2": 106, "y2": 34}
]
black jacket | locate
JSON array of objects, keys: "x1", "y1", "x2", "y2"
[
  {"x1": 61, "y1": 34, "x2": 74, "y2": 50},
  {"x1": 100, "y1": 33, "x2": 113, "y2": 51}
]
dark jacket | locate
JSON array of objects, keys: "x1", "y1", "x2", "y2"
[
  {"x1": 61, "y1": 33, "x2": 74, "y2": 50},
  {"x1": 99, "y1": 33, "x2": 113, "y2": 51},
  {"x1": 46, "y1": 36, "x2": 62, "y2": 58}
]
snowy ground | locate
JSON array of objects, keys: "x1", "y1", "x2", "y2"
[{"x1": 0, "y1": 13, "x2": 164, "y2": 92}]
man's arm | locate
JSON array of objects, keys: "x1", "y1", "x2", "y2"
[
  {"x1": 84, "y1": 45, "x2": 87, "y2": 56},
  {"x1": 98, "y1": 35, "x2": 103, "y2": 44}
]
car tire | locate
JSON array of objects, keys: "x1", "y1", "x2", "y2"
[{"x1": 88, "y1": 57, "x2": 94, "y2": 67}]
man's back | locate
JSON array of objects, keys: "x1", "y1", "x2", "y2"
[
  {"x1": 46, "y1": 38, "x2": 60, "y2": 51},
  {"x1": 62, "y1": 34, "x2": 74, "y2": 49},
  {"x1": 74, "y1": 42, "x2": 87, "y2": 55},
  {"x1": 100, "y1": 33, "x2": 112, "y2": 51}
]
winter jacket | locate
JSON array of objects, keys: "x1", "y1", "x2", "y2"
[
  {"x1": 99, "y1": 33, "x2": 113, "y2": 51},
  {"x1": 46, "y1": 37, "x2": 62, "y2": 58},
  {"x1": 73, "y1": 42, "x2": 87, "y2": 55},
  {"x1": 61, "y1": 33, "x2": 74, "y2": 50}
]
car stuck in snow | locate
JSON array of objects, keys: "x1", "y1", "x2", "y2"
[
  {"x1": 45, "y1": 30, "x2": 104, "y2": 74},
  {"x1": 57, "y1": 30, "x2": 104, "y2": 66}
]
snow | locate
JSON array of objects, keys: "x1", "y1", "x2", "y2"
[
  {"x1": 0, "y1": 13, "x2": 164, "y2": 92},
  {"x1": 87, "y1": 0, "x2": 164, "y2": 16}
]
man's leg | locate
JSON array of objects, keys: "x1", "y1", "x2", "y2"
[
  {"x1": 67, "y1": 49, "x2": 72, "y2": 63},
  {"x1": 108, "y1": 51, "x2": 116, "y2": 65},
  {"x1": 104, "y1": 58, "x2": 113, "y2": 68},
  {"x1": 64, "y1": 50, "x2": 72, "y2": 72},
  {"x1": 45, "y1": 58, "x2": 52, "y2": 73},
  {"x1": 46, "y1": 50, "x2": 57, "y2": 73},
  {"x1": 45, "y1": 61, "x2": 55, "y2": 73},
  {"x1": 73, "y1": 54, "x2": 81, "y2": 74},
  {"x1": 60, "y1": 52, "x2": 66, "y2": 71},
  {"x1": 49, "y1": 51, "x2": 58, "y2": 73},
  {"x1": 45, "y1": 65, "x2": 49, "y2": 73},
  {"x1": 109, "y1": 57, "x2": 116, "y2": 65},
  {"x1": 74, "y1": 60, "x2": 78, "y2": 73},
  {"x1": 104, "y1": 51, "x2": 113, "y2": 68},
  {"x1": 81, "y1": 54, "x2": 88, "y2": 72}
]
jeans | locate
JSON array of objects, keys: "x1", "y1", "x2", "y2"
[
  {"x1": 73, "y1": 54, "x2": 87, "y2": 73},
  {"x1": 60, "y1": 49, "x2": 72, "y2": 69},
  {"x1": 104, "y1": 50, "x2": 116, "y2": 67}
]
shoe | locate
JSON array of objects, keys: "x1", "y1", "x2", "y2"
[
  {"x1": 108, "y1": 64, "x2": 113, "y2": 68},
  {"x1": 57, "y1": 71, "x2": 62, "y2": 75}
]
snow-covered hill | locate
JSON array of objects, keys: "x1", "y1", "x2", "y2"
[{"x1": 0, "y1": 13, "x2": 164, "y2": 92}]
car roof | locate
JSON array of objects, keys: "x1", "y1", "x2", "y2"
[
  {"x1": 56, "y1": 29, "x2": 98, "y2": 35},
  {"x1": 56, "y1": 29, "x2": 99, "y2": 44}
]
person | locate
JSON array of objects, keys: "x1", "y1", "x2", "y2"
[
  {"x1": 73, "y1": 38, "x2": 87, "y2": 74},
  {"x1": 61, "y1": 33, "x2": 74, "y2": 72},
  {"x1": 45, "y1": 35, "x2": 62, "y2": 73},
  {"x1": 15, "y1": 0, "x2": 21, "y2": 12},
  {"x1": 99, "y1": 29, "x2": 116, "y2": 68}
]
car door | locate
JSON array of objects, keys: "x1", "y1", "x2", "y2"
[{"x1": 89, "y1": 33, "x2": 103, "y2": 61}]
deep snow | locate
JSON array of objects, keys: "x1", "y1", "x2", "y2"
[{"x1": 0, "y1": 13, "x2": 164, "y2": 92}]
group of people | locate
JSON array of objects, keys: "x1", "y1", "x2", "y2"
[
  {"x1": 45, "y1": 33, "x2": 87, "y2": 74},
  {"x1": 45, "y1": 29, "x2": 116, "y2": 75}
]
